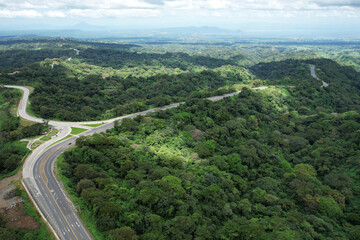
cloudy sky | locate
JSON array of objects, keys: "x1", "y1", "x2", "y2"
[{"x1": 0, "y1": 0, "x2": 359, "y2": 36}]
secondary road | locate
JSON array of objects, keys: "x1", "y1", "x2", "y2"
[
  {"x1": 309, "y1": 64, "x2": 329, "y2": 87},
  {"x1": 2, "y1": 64, "x2": 320, "y2": 239}
]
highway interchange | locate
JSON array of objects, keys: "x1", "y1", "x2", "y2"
[{"x1": 2, "y1": 65, "x2": 321, "y2": 240}]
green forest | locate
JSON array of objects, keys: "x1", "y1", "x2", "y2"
[
  {"x1": 0, "y1": 40, "x2": 251, "y2": 121},
  {"x1": 0, "y1": 88, "x2": 48, "y2": 178},
  {"x1": 0, "y1": 37, "x2": 359, "y2": 239},
  {"x1": 58, "y1": 60, "x2": 360, "y2": 239}
]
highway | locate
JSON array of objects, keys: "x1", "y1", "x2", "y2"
[
  {"x1": 24, "y1": 124, "x2": 114, "y2": 240},
  {"x1": 2, "y1": 84, "x2": 275, "y2": 239}
]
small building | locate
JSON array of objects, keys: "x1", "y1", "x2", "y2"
[
  {"x1": 102, "y1": 73, "x2": 110, "y2": 78},
  {"x1": 8, "y1": 71, "x2": 21, "y2": 75}
]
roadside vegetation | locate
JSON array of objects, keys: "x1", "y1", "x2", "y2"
[
  {"x1": 70, "y1": 127, "x2": 88, "y2": 135},
  {"x1": 82, "y1": 123, "x2": 105, "y2": 127},
  {"x1": 1, "y1": 37, "x2": 360, "y2": 239},
  {"x1": 0, "y1": 186, "x2": 55, "y2": 240},
  {"x1": 0, "y1": 88, "x2": 48, "y2": 178},
  {"x1": 58, "y1": 60, "x2": 360, "y2": 239}
]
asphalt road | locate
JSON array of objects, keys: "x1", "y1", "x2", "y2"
[
  {"x1": 24, "y1": 124, "x2": 114, "y2": 240},
  {"x1": 3, "y1": 84, "x2": 271, "y2": 239},
  {"x1": 309, "y1": 64, "x2": 329, "y2": 87}
]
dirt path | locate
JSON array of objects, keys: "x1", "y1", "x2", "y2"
[
  {"x1": 0, "y1": 171, "x2": 41, "y2": 231},
  {"x1": 0, "y1": 171, "x2": 22, "y2": 209},
  {"x1": 0, "y1": 171, "x2": 22, "y2": 192}
]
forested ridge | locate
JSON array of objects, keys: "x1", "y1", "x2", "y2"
[
  {"x1": 0, "y1": 38, "x2": 360, "y2": 239},
  {"x1": 251, "y1": 58, "x2": 360, "y2": 112},
  {"x1": 79, "y1": 49, "x2": 235, "y2": 70},
  {"x1": 0, "y1": 38, "x2": 246, "y2": 121},
  {"x1": 59, "y1": 68, "x2": 360, "y2": 239},
  {"x1": 0, "y1": 49, "x2": 75, "y2": 70},
  {"x1": 1, "y1": 63, "x2": 248, "y2": 121}
]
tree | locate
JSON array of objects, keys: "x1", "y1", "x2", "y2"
[
  {"x1": 317, "y1": 197, "x2": 342, "y2": 218},
  {"x1": 76, "y1": 179, "x2": 95, "y2": 194},
  {"x1": 118, "y1": 118, "x2": 139, "y2": 132},
  {"x1": 109, "y1": 227, "x2": 138, "y2": 240},
  {"x1": 194, "y1": 140, "x2": 216, "y2": 158},
  {"x1": 294, "y1": 164, "x2": 317, "y2": 180},
  {"x1": 158, "y1": 175, "x2": 185, "y2": 198}
]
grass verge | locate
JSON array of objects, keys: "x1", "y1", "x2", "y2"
[
  {"x1": 31, "y1": 140, "x2": 43, "y2": 150},
  {"x1": 40, "y1": 136, "x2": 51, "y2": 141},
  {"x1": 19, "y1": 117, "x2": 36, "y2": 127},
  {"x1": 81, "y1": 123, "x2": 105, "y2": 127},
  {"x1": 56, "y1": 155, "x2": 104, "y2": 240},
  {"x1": 49, "y1": 134, "x2": 73, "y2": 147},
  {"x1": 48, "y1": 129, "x2": 59, "y2": 137},
  {"x1": 70, "y1": 127, "x2": 88, "y2": 135}
]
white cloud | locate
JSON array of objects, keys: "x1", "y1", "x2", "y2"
[
  {"x1": 46, "y1": 11, "x2": 66, "y2": 17},
  {"x1": 68, "y1": 8, "x2": 160, "y2": 18},
  {"x1": 0, "y1": 9, "x2": 42, "y2": 18},
  {"x1": 207, "y1": 0, "x2": 231, "y2": 9},
  {"x1": 0, "y1": 0, "x2": 359, "y2": 19}
]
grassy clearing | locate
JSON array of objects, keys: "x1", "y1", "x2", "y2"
[
  {"x1": 70, "y1": 127, "x2": 87, "y2": 135},
  {"x1": 264, "y1": 86, "x2": 292, "y2": 98},
  {"x1": 48, "y1": 128, "x2": 59, "y2": 137},
  {"x1": 81, "y1": 123, "x2": 105, "y2": 127},
  {"x1": 262, "y1": 86, "x2": 293, "y2": 112},
  {"x1": 26, "y1": 86, "x2": 35, "y2": 94},
  {"x1": 10, "y1": 103, "x2": 18, "y2": 116},
  {"x1": 40, "y1": 136, "x2": 51, "y2": 141},
  {"x1": 25, "y1": 135, "x2": 43, "y2": 140},
  {"x1": 20, "y1": 117, "x2": 37, "y2": 127},
  {"x1": 56, "y1": 155, "x2": 104, "y2": 240},
  {"x1": 31, "y1": 140, "x2": 43, "y2": 150}
]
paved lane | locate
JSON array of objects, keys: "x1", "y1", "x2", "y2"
[{"x1": 309, "y1": 64, "x2": 329, "y2": 87}]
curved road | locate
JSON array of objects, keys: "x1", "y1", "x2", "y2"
[
  {"x1": 2, "y1": 65, "x2": 319, "y2": 239},
  {"x1": 309, "y1": 64, "x2": 329, "y2": 87},
  {"x1": 3, "y1": 84, "x2": 268, "y2": 239}
]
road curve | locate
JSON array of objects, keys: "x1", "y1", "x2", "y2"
[
  {"x1": 309, "y1": 64, "x2": 329, "y2": 87},
  {"x1": 3, "y1": 84, "x2": 270, "y2": 239}
]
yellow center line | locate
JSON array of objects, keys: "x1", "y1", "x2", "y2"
[
  {"x1": 40, "y1": 147, "x2": 59, "y2": 185},
  {"x1": 40, "y1": 146, "x2": 79, "y2": 240}
]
